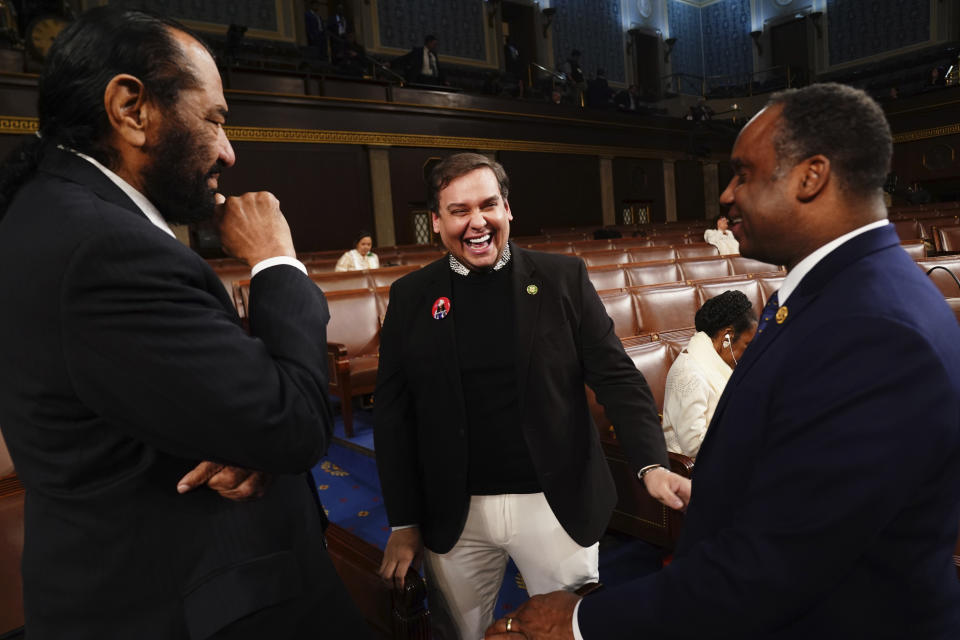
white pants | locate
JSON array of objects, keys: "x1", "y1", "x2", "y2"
[{"x1": 423, "y1": 493, "x2": 599, "y2": 640}]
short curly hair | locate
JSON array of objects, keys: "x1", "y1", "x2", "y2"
[
  {"x1": 694, "y1": 290, "x2": 757, "y2": 340},
  {"x1": 766, "y1": 83, "x2": 892, "y2": 197}
]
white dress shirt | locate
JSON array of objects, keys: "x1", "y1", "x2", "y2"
[
  {"x1": 74, "y1": 151, "x2": 306, "y2": 277},
  {"x1": 777, "y1": 219, "x2": 889, "y2": 304}
]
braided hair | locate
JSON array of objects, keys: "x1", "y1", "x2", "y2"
[{"x1": 694, "y1": 290, "x2": 757, "y2": 340}]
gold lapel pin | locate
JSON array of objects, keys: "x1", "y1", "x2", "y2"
[
  {"x1": 526, "y1": 284, "x2": 538, "y2": 295},
  {"x1": 775, "y1": 305, "x2": 789, "y2": 324}
]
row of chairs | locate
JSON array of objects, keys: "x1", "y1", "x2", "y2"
[
  {"x1": 587, "y1": 335, "x2": 693, "y2": 547},
  {"x1": 919, "y1": 255, "x2": 960, "y2": 299},
  {"x1": 517, "y1": 241, "x2": 722, "y2": 258},
  {"x1": 599, "y1": 274, "x2": 783, "y2": 340},
  {"x1": 518, "y1": 233, "x2": 710, "y2": 246},
  {"x1": 587, "y1": 256, "x2": 782, "y2": 291},
  {"x1": 890, "y1": 211, "x2": 960, "y2": 246}
]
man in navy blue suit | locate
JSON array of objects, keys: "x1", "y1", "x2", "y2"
[{"x1": 486, "y1": 83, "x2": 960, "y2": 639}]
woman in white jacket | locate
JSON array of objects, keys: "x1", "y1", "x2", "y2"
[
  {"x1": 335, "y1": 231, "x2": 380, "y2": 272},
  {"x1": 662, "y1": 290, "x2": 757, "y2": 457},
  {"x1": 703, "y1": 213, "x2": 739, "y2": 255}
]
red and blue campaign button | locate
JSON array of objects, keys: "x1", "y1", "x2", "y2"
[{"x1": 432, "y1": 297, "x2": 451, "y2": 320}]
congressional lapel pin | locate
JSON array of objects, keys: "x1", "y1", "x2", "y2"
[
  {"x1": 526, "y1": 284, "x2": 539, "y2": 295},
  {"x1": 775, "y1": 305, "x2": 789, "y2": 324},
  {"x1": 432, "y1": 296, "x2": 451, "y2": 320}
]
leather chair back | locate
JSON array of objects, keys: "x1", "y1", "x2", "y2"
[
  {"x1": 918, "y1": 257, "x2": 960, "y2": 297},
  {"x1": 624, "y1": 260, "x2": 683, "y2": 287},
  {"x1": 635, "y1": 284, "x2": 699, "y2": 335},
  {"x1": 678, "y1": 257, "x2": 734, "y2": 281},
  {"x1": 935, "y1": 224, "x2": 960, "y2": 253},
  {"x1": 529, "y1": 242, "x2": 575, "y2": 254},
  {"x1": 611, "y1": 238, "x2": 655, "y2": 250},
  {"x1": 899, "y1": 240, "x2": 926, "y2": 260},
  {"x1": 758, "y1": 273, "x2": 787, "y2": 304},
  {"x1": 580, "y1": 250, "x2": 631, "y2": 267},
  {"x1": 311, "y1": 271, "x2": 372, "y2": 293},
  {"x1": 368, "y1": 265, "x2": 420, "y2": 289},
  {"x1": 325, "y1": 289, "x2": 382, "y2": 357},
  {"x1": 728, "y1": 256, "x2": 783, "y2": 275},
  {"x1": 627, "y1": 246, "x2": 678, "y2": 262},
  {"x1": 587, "y1": 266, "x2": 628, "y2": 292},
  {"x1": 676, "y1": 243, "x2": 720, "y2": 259},
  {"x1": 573, "y1": 239, "x2": 613, "y2": 253},
  {"x1": 599, "y1": 290, "x2": 641, "y2": 338},
  {"x1": 622, "y1": 340, "x2": 677, "y2": 412}
]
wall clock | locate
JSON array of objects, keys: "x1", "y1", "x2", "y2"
[{"x1": 26, "y1": 14, "x2": 69, "y2": 61}]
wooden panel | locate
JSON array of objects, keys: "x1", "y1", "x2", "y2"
[
  {"x1": 387, "y1": 147, "x2": 446, "y2": 246},
  {"x1": 497, "y1": 152, "x2": 603, "y2": 237},
  {"x1": 674, "y1": 160, "x2": 706, "y2": 221},
  {"x1": 612, "y1": 157, "x2": 667, "y2": 223},
  {"x1": 218, "y1": 142, "x2": 374, "y2": 253}
]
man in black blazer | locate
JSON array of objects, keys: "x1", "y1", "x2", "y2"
[
  {"x1": 0, "y1": 8, "x2": 368, "y2": 639},
  {"x1": 374, "y1": 153, "x2": 689, "y2": 639},
  {"x1": 486, "y1": 84, "x2": 960, "y2": 639},
  {"x1": 392, "y1": 35, "x2": 445, "y2": 85}
]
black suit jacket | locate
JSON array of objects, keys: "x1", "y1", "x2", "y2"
[
  {"x1": 579, "y1": 226, "x2": 960, "y2": 638},
  {"x1": 393, "y1": 46, "x2": 443, "y2": 84},
  {"x1": 0, "y1": 150, "x2": 363, "y2": 639},
  {"x1": 374, "y1": 245, "x2": 668, "y2": 553}
]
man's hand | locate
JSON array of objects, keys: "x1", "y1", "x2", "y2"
[
  {"x1": 378, "y1": 526, "x2": 423, "y2": 590},
  {"x1": 176, "y1": 461, "x2": 271, "y2": 501},
  {"x1": 215, "y1": 191, "x2": 296, "y2": 267},
  {"x1": 643, "y1": 467, "x2": 691, "y2": 511},
  {"x1": 485, "y1": 591, "x2": 580, "y2": 639}
]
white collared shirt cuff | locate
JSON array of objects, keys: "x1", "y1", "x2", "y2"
[
  {"x1": 572, "y1": 599, "x2": 585, "y2": 640},
  {"x1": 391, "y1": 524, "x2": 417, "y2": 531},
  {"x1": 250, "y1": 256, "x2": 307, "y2": 277},
  {"x1": 637, "y1": 463, "x2": 663, "y2": 480}
]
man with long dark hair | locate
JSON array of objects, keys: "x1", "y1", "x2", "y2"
[{"x1": 0, "y1": 7, "x2": 368, "y2": 638}]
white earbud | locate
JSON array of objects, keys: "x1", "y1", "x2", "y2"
[{"x1": 724, "y1": 333, "x2": 738, "y2": 365}]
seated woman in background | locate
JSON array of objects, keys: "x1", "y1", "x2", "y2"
[
  {"x1": 335, "y1": 231, "x2": 379, "y2": 271},
  {"x1": 703, "y1": 213, "x2": 739, "y2": 255},
  {"x1": 662, "y1": 290, "x2": 757, "y2": 457}
]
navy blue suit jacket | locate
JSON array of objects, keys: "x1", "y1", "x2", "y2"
[{"x1": 580, "y1": 224, "x2": 960, "y2": 638}]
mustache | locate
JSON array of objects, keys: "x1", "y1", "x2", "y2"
[{"x1": 205, "y1": 160, "x2": 225, "y2": 182}]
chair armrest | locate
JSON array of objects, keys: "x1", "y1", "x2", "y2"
[
  {"x1": 327, "y1": 341, "x2": 349, "y2": 360},
  {"x1": 327, "y1": 342, "x2": 349, "y2": 387},
  {"x1": 668, "y1": 452, "x2": 695, "y2": 478}
]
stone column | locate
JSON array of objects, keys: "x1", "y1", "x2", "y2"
[
  {"x1": 367, "y1": 146, "x2": 396, "y2": 247},
  {"x1": 599, "y1": 156, "x2": 615, "y2": 226},
  {"x1": 663, "y1": 159, "x2": 677, "y2": 222},
  {"x1": 702, "y1": 160, "x2": 719, "y2": 220}
]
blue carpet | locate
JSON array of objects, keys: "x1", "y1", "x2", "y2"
[{"x1": 318, "y1": 402, "x2": 666, "y2": 619}]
